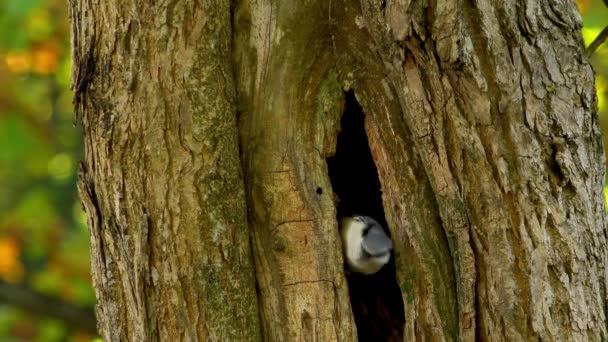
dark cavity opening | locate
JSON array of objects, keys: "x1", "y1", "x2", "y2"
[{"x1": 327, "y1": 91, "x2": 405, "y2": 341}]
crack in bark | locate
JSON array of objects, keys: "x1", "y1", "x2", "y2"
[
  {"x1": 270, "y1": 218, "x2": 316, "y2": 234},
  {"x1": 281, "y1": 279, "x2": 334, "y2": 288}
]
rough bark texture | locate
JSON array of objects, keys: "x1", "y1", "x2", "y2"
[
  {"x1": 233, "y1": 1, "x2": 357, "y2": 340},
  {"x1": 346, "y1": 0, "x2": 607, "y2": 340},
  {"x1": 235, "y1": 0, "x2": 607, "y2": 341},
  {"x1": 70, "y1": 1, "x2": 261, "y2": 340},
  {"x1": 73, "y1": 0, "x2": 607, "y2": 341}
]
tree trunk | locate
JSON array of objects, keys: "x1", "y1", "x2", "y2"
[
  {"x1": 70, "y1": 1, "x2": 261, "y2": 340},
  {"x1": 72, "y1": 0, "x2": 607, "y2": 341}
]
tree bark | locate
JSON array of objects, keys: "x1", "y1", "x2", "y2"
[
  {"x1": 72, "y1": 0, "x2": 607, "y2": 341},
  {"x1": 344, "y1": 1, "x2": 607, "y2": 340},
  {"x1": 70, "y1": 1, "x2": 261, "y2": 340}
]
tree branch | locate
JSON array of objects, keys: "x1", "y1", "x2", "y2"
[
  {"x1": 0, "y1": 279, "x2": 97, "y2": 333},
  {"x1": 586, "y1": 25, "x2": 608, "y2": 57}
]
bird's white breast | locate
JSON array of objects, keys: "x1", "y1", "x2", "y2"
[{"x1": 341, "y1": 217, "x2": 390, "y2": 275}]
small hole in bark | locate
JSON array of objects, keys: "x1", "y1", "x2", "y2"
[
  {"x1": 327, "y1": 90, "x2": 405, "y2": 341},
  {"x1": 316, "y1": 187, "x2": 323, "y2": 195}
]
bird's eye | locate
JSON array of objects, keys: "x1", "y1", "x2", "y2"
[
  {"x1": 362, "y1": 224, "x2": 372, "y2": 235},
  {"x1": 354, "y1": 216, "x2": 363, "y2": 222}
]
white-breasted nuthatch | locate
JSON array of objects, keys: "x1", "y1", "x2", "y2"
[{"x1": 340, "y1": 216, "x2": 392, "y2": 275}]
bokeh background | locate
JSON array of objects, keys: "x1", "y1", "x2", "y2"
[
  {"x1": 0, "y1": 0, "x2": 95, "y2": 341},
  {"x1": 0, "y1": 0, "x2": 607, "y2": 341}
]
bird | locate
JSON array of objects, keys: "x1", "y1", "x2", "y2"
[{"x1": 340, "y1": 215, "x2": 392, "y2": 275}]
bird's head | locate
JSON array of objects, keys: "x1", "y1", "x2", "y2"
[{"x1": 341, "y1": 215, "x2": 392, "y2": 274}]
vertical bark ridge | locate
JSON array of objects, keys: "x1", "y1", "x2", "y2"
[
  {"x1": 234, "y1": 1, "x2": 357, "y2": 340},
  {"x1": 71, "y1": 1, "x2": 261, "y2": 340}
]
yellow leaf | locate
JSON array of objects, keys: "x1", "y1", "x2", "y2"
[
  {"x1": 4, "y1": 51, "x2": 31, "y2": 73},
  {"x1": 598, "y1": 75, "x2": 606, "y2": 115},
  {"x1": 582, "y1": 27, "x2": 602, "y2": 48},
  {"x1": 32, "y1": 44, "x2": 59, "y2": 74},
  {"x1": 0, "y1": 236, "x2": 24, "y2": 282}
]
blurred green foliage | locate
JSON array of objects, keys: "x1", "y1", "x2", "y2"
[
  {"x1": 579, "y1": 1, "x2": 608, "y2": 204},
  {"x1": 0, "y1": 0, "x2": 606, "y2": 341},
  {"x1": 0, "y1": 0, "x2": 95, "y2": 340}
]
